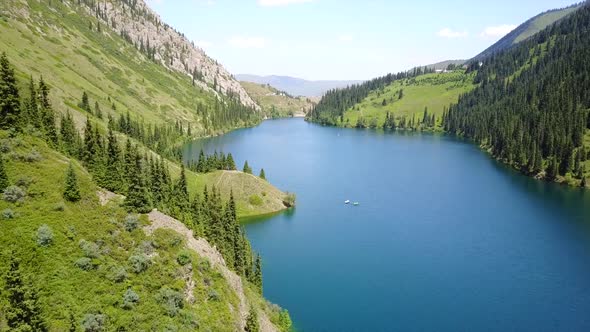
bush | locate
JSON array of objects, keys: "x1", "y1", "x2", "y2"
[
  {"x1": 2, "y1": 208, "x2": 15, "y2": 219},
  {"x1": 176, "y1": 251, "x2": 191, "y2": 266},
  {"x1": 128, "y1": 254, "x2": 150, "y2": 273},
  {"x1": 207, "y1": 289, "x2": 220, "y2": 301},
  {"x1": 122, "y1": 289, "x2": 140, "y2": 310},
  {"x1": 138, "y1": 240, "x2": 156, "y2": 255},
  {"x1": 3, "y1": 185, "x2": 26, "y2": 203},
  {"x1": 53, "y1": 202, "x2": 65, "y2": 211},
  {"x1": 283, "y1": 192, "x2": 296, "y2": 208},
  {"x1": 37, "y1": 224, "x2": 54, "y2": 247},
  {"x1": 15, "y1": 176, "x2": 33, "y2": 188},
  {"x1": 79, "y1": 240, "x2": 101, "y2": 258},
  {"x1": 82, "y1": 313, "x2": 105, "y2": 332},
  {"x1": 107, "y1": 266, "x2": 128, "y2": 283},
  {"x1": 156, "y1": 287, "x2": 184, "y2": 317},
  {"x1": 248, "y1": 194, "x2": 263, "y2": 206},
  {"x1": 23, "y1": 149, "x2": 42, "y2": 162},
  {"x1": 0, "y1": 139, "x2": 11, "y2": 153},
  {"x1": 74, "y1": 257, "x2": 94, "y2": 271},
  {"x1": 124, "y1": 214, "x2": 139, "y2": 232}
]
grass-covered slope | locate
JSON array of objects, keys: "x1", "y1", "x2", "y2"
[
  {"x1": 240, "y1": 81, "x2": 314, "y2": 118},
  {"x1": 0, "y1": 133, "x2": 268, "y2": 331},
  {"x1": 338, "y1": 71, "x2": 475, "y2": 128},
  {"x1": 474, "y1": 2, "x2": 583, "y2": 60},
  {"x1": 0, "y1": 0, "x2": 259, "y2": 135}
]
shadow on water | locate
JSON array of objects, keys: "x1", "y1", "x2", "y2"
[{"x1": 240, "y1": 207, "x2": 297, "y2": 226}]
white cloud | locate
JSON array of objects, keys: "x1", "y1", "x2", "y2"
[
  {"x1": 480, "y1": 24, "x2": 517, "y2": 38},
  {"x1": 258, "y1": 0, "x2": 314, "y2": 7},
  {"x1": 436, "y1": 28, "x2": 468, "y2": 39},
  {"x1": 228, "y1": 36, "x2": 267, "y2": 48},
  {"x1": 338, "y1": 34, "x2": 354, "y2": 42}
]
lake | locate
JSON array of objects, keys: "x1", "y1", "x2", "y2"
[{"x1": 184, "y1": 118, "x2": 590, "y2": 332}]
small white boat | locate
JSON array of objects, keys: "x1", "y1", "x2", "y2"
[
  {"x1": 353, "y1": 202, "x2": 360, "y2": 206},
  {"x1": 344, "y1": 200, "x2": 350, "y2": 204}
]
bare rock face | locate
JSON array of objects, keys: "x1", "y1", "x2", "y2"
[{"x1": 85, "y1": 0, "x2": 259, "y2": 109}]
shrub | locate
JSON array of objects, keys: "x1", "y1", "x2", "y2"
[
  {"x1": 82, "y1": 313, "x2": 105, "y2": 332},
  {"x1": 248, "y1": 194, "x2": 263, "y2": 206},
  {"x1": 3, "y1": 185, "x2": 26, "y2": 203},
  {"x1": 124, "y1": 214, "x2": 139, "y2": 232},
  {"x1": 122, "y1": 289, "x2": 140, "y2": 310},
  {"x1": 283, "y1": 192, "x2": 296, "y2": 208},
  {"x1": 2, "y1": 208, "x2": 15, "y2": 219},
  {"x1": 107, "y1": 266, "x2": 128, "y2": 283},
  {"x1": 53, "y1": 202, "x2": 65, "y2": 211},
  {"x1": 0, "y1": 139, "x2": 11, "y2": 153},
  {"x1": 128, "y1": 254, "x2": 150, "y2": 273},
  {"x1": 138, "y1": 241, "x2": 156, "y2": 255},
  {"x1": 15, "y1": 176, "x2": 33, "y2": 188},
  {"x1": 79, "y1": 240, "x2": 101, "y2": 258},
  {"x1": 74, "y1": 257, "x2": 93, "y2": 271},
  {"x1": 23, "y1": 149, "x2": 42, "y2": 162},
  {"x1": 156, "y1": 287, "x2": 184, "y2": 317},
  {"x1": 176, "y1": 251, "x2": 191, "y2": 266},
  {"x1": 37, "y1": 224, "x2": 54, "y2": 247},
  {"x1": 207, "y1": 289, "x2": 220, "y2": 301}
]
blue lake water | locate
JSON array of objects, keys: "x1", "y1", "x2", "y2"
[{"x1": 184, "y1": 118, "x2": 590, "y2": 332}]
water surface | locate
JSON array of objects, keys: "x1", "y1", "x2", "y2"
[{"x1": 184, "y1": 118, "x2": 590, "y2": 332}]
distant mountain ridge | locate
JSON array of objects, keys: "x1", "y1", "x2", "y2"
[
  {"x1": 473, "y1": 2, "x2": 584, "y2": 60},
  {"x1": 236, "y1": 74, "x2": 362, "y2": 97}
]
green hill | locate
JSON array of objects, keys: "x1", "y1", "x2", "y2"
[
  {"x1": 473, "y1": 3, "x2": 583, "y2": 60},
  {"x1": 338, "y1": 71, "x2": 475, "y2": 129},
  {"x1": 0, "y1": 132, "x2": 290, "y2": 331},
  {"x1": 240, "y1": 81, "x2": 315, "y2": 118}
]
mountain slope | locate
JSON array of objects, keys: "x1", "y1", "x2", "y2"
[
  {"x1": 473, "y1": 2, "x2": 583, "y2": 60},
  {"x1": 0, "y1": 0, "x2": 259, "y2": 136},
  {"x1": 237, "y1": 74, "x2": 362, "y2": 97},
  {"x1": 446, "y1": 3, "x2": 590, "y2": 186},
  {"x1": 0, "y1": 133, "x2": 287, "y2": 331},
  {"x1": 240, "y1": 81, "x2": 315, "y2": 118}
]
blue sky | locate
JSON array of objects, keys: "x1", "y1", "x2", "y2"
[{"x1": 146, "y1": 0, "x2": 577, "y2": 80}]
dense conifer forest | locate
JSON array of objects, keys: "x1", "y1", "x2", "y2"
[{"x1": 444, "y1": 4, "x2": 590, "y2": 184}]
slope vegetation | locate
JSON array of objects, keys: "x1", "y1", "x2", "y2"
[
  {"x1": 446, "y1": 3, "x2": 590, "y2": 186},
  {"x1": 0, "y1": 133, "x2": 288, "y2": 331},
  {"x1": 241, "y1": 81, "x2": 315, "y2": 118},
  {"x1": 0, "y1": 0, "x2": 259, "y2": 136},
  {"x1": 339, "y1": 71, "x2": 475, "y2": 129},
  {"x1": 474, "y1": 2, "x2": 583, "y2": 60}
]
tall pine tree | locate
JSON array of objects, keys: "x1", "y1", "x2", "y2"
[
  {"x1": 63, "y1": 163, "x2": 81, "y2": 202},
  {"x1": 0, "y1": 52, "x2": 21, "y2": 129}
]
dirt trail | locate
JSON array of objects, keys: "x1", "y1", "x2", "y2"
[{"x1": 145, "y1": 210, "x2": 277, "y2": 332}]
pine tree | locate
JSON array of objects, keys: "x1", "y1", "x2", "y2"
[
  {"x1": 196, "y1": 149, "x2": 206, "y2": 172},
  {"x1": 245, "y1": 308, "x2": 260, "y2": 332},
  {"x1": 82, "y1": 118, "x2": 97, "y2": 167},
  {"x1": 94, "y1": 101, "x2": 103, "y2": 119},
  {"x1": 80, "y1": 91, "x2": 91, "y2": 113},
  {"x1": 4, "y1": 254, "x2": 48, "y2": 331},
  {"x1": 259, "y1": 168, "x2": 266, "y2": 181},
  {"x1": 64, "y1": 163, "x2": 81, "y2": 202},
  {"x1": 24, "y1": 75, "x2": 39, "y2": 128},
  {"x1": 243, "y1": 160, "x2": 252, "y2": 174},
  {"x1": 226, "y1": 153, "x2": 236, "y2": 170},
  {"x1": 104, "y1": 127, "x2": 123, "y2": 191},
  {"x1": 38, "y1": 77, "x2": 58, "y2": 146},
  {"x1": 581, "y1": 176, "x2": 587, "y2": 188},
  {"x1": 253, "y1": 254, "x2": 263, "y2": 294},
  {"x1": 0, "y1": 52, "x2": 21, "y2": 129},
  {"x1": 60, "y1": 112, "x2": 79, "y2": 157},
  {"x1": 125, "y1": 149, "x2": 152, "y2": 213}
]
